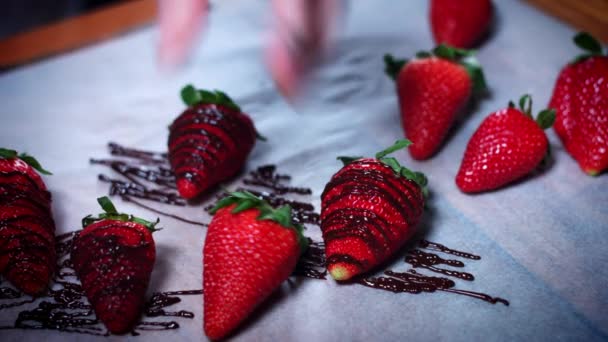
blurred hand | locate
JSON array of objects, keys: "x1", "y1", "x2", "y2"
[{"x1": 157, "y1": 0, "x2": 340, "y2": 98}]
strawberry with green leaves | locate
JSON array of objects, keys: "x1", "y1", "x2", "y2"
[
  {"x1": 0, "y1": 148, "x2": 55, "y2": 296},
  {"x1": 71, "y1": 197, "x2": 159, "y2": 334},
  {"x1": 168, "y1": 85, "x2": 261, "y2": 199},
  {"x1": 385, "y1": 45, "x2": 487, "y2": 160},
  {"x1": 430, "y1": 0, "x2": 493, "y2": 49},
  {"x1": 456, "y1": 95, "x2": 555, "y2": 193},
  {"x1": 549, "y1": 32, "x2": 608, "y2": 175},
  {"x1": 203, "y1": 191, "x2": 308, "y2": 340},
  {"x1": 321, "y1": 140, "x2": 426, "y2": 281}
]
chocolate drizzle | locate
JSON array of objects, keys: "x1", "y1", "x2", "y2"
[
  {"x1": 243, "y1": 165, "x2": 312, "y2": 195},
  {"x1": 0, "y1": 232, "x2": 202, "y2": 336},
  {"x1": 405, "y1": 249, "x2": 474, "y2": 281},
  {"x1": 358, "y1": 241, "x2": 508, "y2": 306},
  {"x1": 419, "y1": 240, "x2": 481, "y2": 260},
  {"x1": 0, "y1": 163, "x2": 56, "y2": 296},
  {"x1": 91, "y1": 143, "x2": 207, "y2": 226},
  {"x1": 294, "y1": 240, "x2": 327, "y2": 279}
]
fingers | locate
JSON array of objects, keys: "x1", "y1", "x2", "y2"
[
  {"x1": 266, "y1": 0, "x2": 341, "y2": 98},
  {"x1": 158, "y1": 0, "x2": 209, "y2": 68}
]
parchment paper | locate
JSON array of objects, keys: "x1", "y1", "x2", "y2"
[{"x1": 1, "y1": 0, "x2": 607, "y2": 341}]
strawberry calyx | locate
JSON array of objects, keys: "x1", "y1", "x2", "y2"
[
  {"x1": 209, "y1": 191, "x2": 309, "y2": 253},
  {"x1": 572, "y1": 32, "x2": 606, "y2": 64},
  {"x1": 508, "y1": 94, "x2": 556, "y2": 130},
  {"x1": 181, "y1": 84, "x2": 241, "y2": 111},
  {"x1": 82, "y1": 196, "x2": 161, "y2": 232},
  {"x1": 508, "y1": 94, "x2": 555, "y2": 168},
  {"x1": 0, "y1": 148, "x2": 52, "y2": 175},
  {"x1": 337, "y1": 139, "x2": 428, "y2": 197},
  {"x1": 384, "y1": 44, "x2": 487, "y2": 95},
  {"x1": 180, "y1": 85, "x2": 267, "y2": 141}
]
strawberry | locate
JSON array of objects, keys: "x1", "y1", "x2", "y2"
[
  {"x1": 430, "y1": 0, "x2": 493, "y2": 49},
  {"x1": 203, "y1": 191, "x2": 307, "y2": 340},
  {"x1": 168, "y1": 85, "x2": 261, "y2": 199},
  {"x1": 456, "y1": 95, "x2": 555, "y2": 193},
  {"x1": 384, "y1": 45, "x2": 487, "y2": 160},
  {"x1": 549, "y1": 32, "x2": 608, "y2": 176},
  {"x1": 0, "y1": 148, "x2": 55, "y2": 296},
  {"x1": 320, "y1": 139, "x2": 426, "y2": 281},
  {"x1": 71, "y1": 196, "x2": 159, "y2": 334}
]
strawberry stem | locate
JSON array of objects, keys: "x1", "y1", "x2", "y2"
[
  {"x1": 82, "y1": 196, "x2": 161, "y2": 232},
  {"x1": 511, "y1": 95, "x2": 555, "y2": 130},
  {"x1": 383, "y1": 54, "x2": 407, "y2": 80},
  {"x1": 209, "y1": 191, "x2": 309, "y2": 254},
  {"x1": 0, "y1": 148, "x2": 52, "y2": 175},
  {"x1": 180, "y1": 84, "x2": 241, "y2": 112}
]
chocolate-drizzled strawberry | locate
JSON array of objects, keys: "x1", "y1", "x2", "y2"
[
  {"x1": 71, "y1": 197, "x2": 159, "y2": 334},
  {"x1": 0, "y1": 148, "x2": 55, "y2": 296},
  {"x1": 168, "y1": 85, "x2": 260, "y2": 199},
  {"x1": 320, "y1": 140, "x2": 426, "y2": 281}
]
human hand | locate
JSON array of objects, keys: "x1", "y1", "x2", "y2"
[{"x1": 157, "y1": 0, "x2": 341, "y2": 98}]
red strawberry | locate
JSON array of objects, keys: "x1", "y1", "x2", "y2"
[
  {"x1": 549, "y1": 32, "x2": 608, "y2": 175},
  {"x1": 168, "y1": 85, "x2": 260, "y2": 199},
  {"x1": 430, "y1": 0, "x2": 493, "y2": 49},
  {"x1": 320, "y1": 140, "x2": 426, "y2": 281},
  {"x1": 0, "y1": 148, "x2": 55, "y2": 296},
  {"x1": 456, "y1": 95, "x2": 555, "y2": 193},
  {"x1": 384, "y1": 45, "x2": 487, "y2": 160},
  {"x1": 71, "y1": 197, "x2": 158, "y2": 334},
  {"x1": 203, "y1": 191, "x2": 307, "y2": 340}
]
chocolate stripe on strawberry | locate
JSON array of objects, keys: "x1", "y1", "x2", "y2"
[
  {"x1": 71, "y1": 197, "x2": 159, "y2": 334},
  {"x1": 168, "y1": 86, "x2": 260, "y2": 199},
  {"x1": 0, "y1": 149, "x2": 55, "y2": 296},
  {"x1": 321, "y1": 140, "x2": 427, "y2": 281}
]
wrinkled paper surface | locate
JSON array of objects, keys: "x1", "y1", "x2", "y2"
[{"x1": 1, "y1": 0, "x2": 607, "y2": 340}]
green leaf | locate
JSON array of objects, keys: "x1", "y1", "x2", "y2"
[
  {"x1": 383, "y1": 54, "x2": 408, "y2": 81},
  {"x1": 84, "y1": 197, "x2": 161, "y2": 232},
  {"x1": 231, "y1": 191, "x2": 260, "y2": 200},
  {"x1": 82, "y1": 214, "x2": 95, "y2": 228},
  {"x1": 461, "y1": 55, "x2": 488, "y2": 95},
  {"x1": 214, "y1": 90, "x2": 241, "y2": 112},
  {"x1": 574, "y1": 32, "x2": 602, "y2": 54},
  {"x1": 415, "y1": 51, "x2": 432, "y2": 59},
  {"x1": 232, "y1": 199, "x2": 258, "y2": 213},
  {"x1": 208, "y1": 196, "x2": 237, "y2": 214},
  {"x1": 97, "y1": 196, "x2": 118, "y2": 214},
  {"x1": 18, "y1": 154, "x2": 52, "y2": 175},
  {"x1": 0, "y1": 148, "x2": 18, "y2": 159},
  {"x1": 432, "y1": 44, "x2": 473, "y2": 60},
  {"x1": 256, "y1": 131, "x2": 268, "y2": 142},
  {"x1": 337, "y1": 156, "x2": 363, "y2": 166},
  {"x1": 180, "y1": 85, "x2": 242, "y2": 111},
  {"x1": 518, "y1": 94, "x2": 533, "y2": 118},
  {"x1": 536, "y1": 109, "x2": 556, "y2": 130},
  {"x1": 433, "y1": 44, "x2": 456, "y2": 59},
  {"x1": 131, "y1": 216, "x2": 162, "y2": 232},
  {"x1": 380, "y1": 157, "x2": 402, "y2": 174},
  {"x1": 181, "y1": 84, "x2": 202, "y2": 106},
  {"x1": 375, "y1": 139, "x2": 412, "y2": 159}
]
